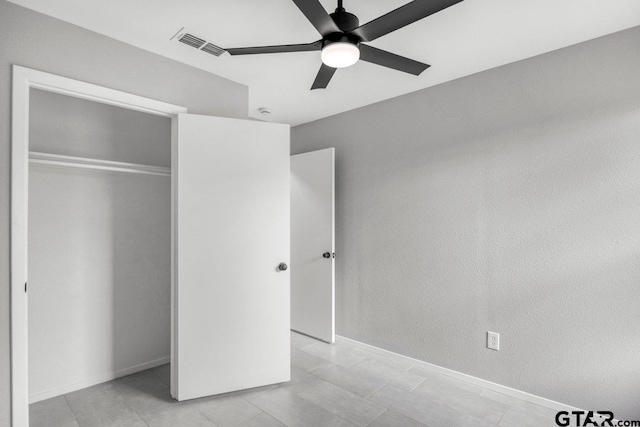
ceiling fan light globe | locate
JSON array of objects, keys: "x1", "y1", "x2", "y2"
[{"x1": 321, "y1": 42, "x2": 360, "y2": 68}]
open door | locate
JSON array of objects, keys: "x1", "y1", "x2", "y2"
[
  {"x1": 173, "y1": 114, "x2": 290, "y2": 401},
  {"x1": 291, "y1": 148, "x2": 335, "y2": 343}
]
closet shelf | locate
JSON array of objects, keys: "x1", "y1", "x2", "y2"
[{"x1": 29, "y1": 151, "x2": 171, "y2": 177}]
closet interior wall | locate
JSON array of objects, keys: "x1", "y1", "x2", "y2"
[{"x1": 28, "y1": 88, "x2": 172, "y2": 403}]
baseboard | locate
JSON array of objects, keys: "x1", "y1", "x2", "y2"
[
  {"x1": 29, "y1": 356, "x2": 170, "y2": 404},
  {"x1": 336, "y1": 335, "x2": 579, "y2": 414}
]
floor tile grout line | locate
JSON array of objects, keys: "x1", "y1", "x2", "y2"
[
  {"x1": 119, "y1": 395, "x2": 152, "y2": 426},
  {"x1": 36, "y1": 343, "x2": 552, "y2": 427},
  {"x1": 496, "y1": 404, "x2": 510, "y2": 425},
  {"x1": 236, "y1": 393, "x2": 264, "y2": 412},
  {"x1": 364, "y1": 382, "x2": 388, "y2": 400},
  {"x1": 393, "y1": 407, "x2": 435, "y2": 427},
  {"x1": 62, "y1": 394, "x2": 81, "y2": 426},
  {"x1": 364, "y1": 408, "x2": 388, "y2": 426},
  {"x1": 298, "y1": 343, "x2": 362, "y2": 361},
  {"x1": 322, "y1": 416, "x2": 339, "y2": 426},
  {"x1": 197, "y1": 405, "x2": 220, "y2": 426},
  {"x1": 298, "y1": 342, "x2": 318, "y2": 350},
  {"x1": 383, "y1": 384, "x2": 514, "y2": 427},
  {"x1": 345, "y1": 356, "x2": 369, "y2": 370},
  {"x1": 297, "y1": 353, "x2": 365, "y2": 369},
  {"x1": 481, "y1": 388, "x2": 559, "y2": 417},
  {"x1": 294, "y1": 378, "x2": 390, "y2": 422},
  {"x1": 298, "y1": 338, "x2": 359, "y2": 354},
  {"x1": 238, "y1": 384, "x2": 279, "y2": 403},
  {"x1": 352, "y1": 344, "x2": 502, "y2": 391},
  {"x1": 304, "y1": 358, "x2": 392, "y2": 401},
  {"x1": 307, "y1": 364, "x2": 325, "y2": 374},
  {"x1": 314, "y1": 381, "x2": 388, "y2": 414},
  {"x1": 148, "y1": 366, "x2": 169, "y2": 385},
  {"x1": 108, "y1": 378, "x2": 155, "y2": 426},
  {"x1": 451, "y1": 411, "x2": 464, "y2": 427},
  {"x1": 257, "y1": 403, "x2": 296, "y2": 427},
  {"x1": 345, "y1": 345, "x2": 359, "y2": 354},
  {"x1": 242, "y1": 411, "x2": 267, "y2": 425},
  {"x1": 408, "y1": 375, "x2": 427, "y2": 392},
  {"x1": 305, "y1": 353, "x2": 426, "y2": 400},
  {"x1": 404, "y1": 381, "x2": 504, "y2": 427},
  {"x1": 353, "y1": 348, "x2": 415, "y2": 370},
  {"x1": 335, "y1": 415, "x2": 358, "y2": 426},
  {"x1": 247, "y1": 410, "x2": 284, "y2": 426}
]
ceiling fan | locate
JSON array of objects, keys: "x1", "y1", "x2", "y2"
[{"x1": 225, "y1": 0, "x2": 463, "y2": 90}]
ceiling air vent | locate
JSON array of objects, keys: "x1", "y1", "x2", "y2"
[
  {"x1": 201, "y1": 43, "x2": 226, "y2": 57},
  {"x1": 171, "y1": 27, "x2": 227, "y2": 57},
  {"x1": 178, "y1": 33, "x2": 206, "y2": 49}
]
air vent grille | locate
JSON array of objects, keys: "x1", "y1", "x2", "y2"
[
  {"x1": 201, "y1": 43, "x2": 226, "y2": 57},
  {"x1": 173, "y1": 28, "x2": 227, "y2": 57},
  {"x1": 178, "y1": 33, "x2": 206, "y2": 49}
]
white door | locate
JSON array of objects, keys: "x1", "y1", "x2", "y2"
[
  {"x1": 291, "y1": 148, "x2": 335, "y2": 343},
  {"x1": 174, "y1": 114, "x2": 290, "y2": 401}
]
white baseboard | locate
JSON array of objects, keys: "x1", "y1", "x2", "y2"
[
  {"x1": 29, "y1": 356, "x2": 170, "y2": 404},
  {"x1": 336, "y1": 335, "x2": 579, "y2": 414}
]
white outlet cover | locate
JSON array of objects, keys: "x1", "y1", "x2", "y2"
[{"x1": 487, "y1": 331, "x2": 500, "y2": 351}]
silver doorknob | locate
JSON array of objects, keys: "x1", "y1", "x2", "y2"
[{"x1": 278, "y1": 262, "x2": 288, "y2": 271}]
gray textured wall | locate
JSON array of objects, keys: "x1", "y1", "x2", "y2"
[
  {"x1": 0, "y1": 1, "x2": 248, "y2": 423},
  {"x1": 292, "y1": 26, "x2": 640, "y2": 418}
]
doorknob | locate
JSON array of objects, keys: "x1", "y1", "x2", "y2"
[
  {"x1": 278, "y1": 262, "x2": 288, "y2": 271},
  {"x1": 323, "y1": 252, "x2": 331, "y2": 259}
]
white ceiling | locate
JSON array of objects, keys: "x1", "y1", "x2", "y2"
[{"x1": 9, "y1": 0, "x2": 640, "y2": 125}]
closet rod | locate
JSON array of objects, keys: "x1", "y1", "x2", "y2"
[{"x1": 29, "y1": 151, "x2": 171, "y2": 177}]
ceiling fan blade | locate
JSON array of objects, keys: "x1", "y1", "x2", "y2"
[
  {"x1": 359, "y1": 44, "x2": 430, "y2": 76},
  {"x1": 352, "y1": 0, "x2": 464, "y2": 42},
  {"x1": 292, "y1": 0, "x2": 341, "y2": 36},
  {"x1": 227, "y1": 40, "x2": 322, "y2": 55},
  {"x1": 311, "y1": 64, "x2": 337, "y2": 90}
]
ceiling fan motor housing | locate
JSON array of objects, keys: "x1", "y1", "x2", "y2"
[
  {"x1": 330, "y1": 8, "x2": 360, "y2": 33},
  {"x1": 322, "y1": 32, "x2": 360, "y2": 49},
  {"x1": 224, "y1": 0, "x2": 452, "y2": 89},
  {"x1": 323, "y1": 8, "x2": 361, "y2": 54}
]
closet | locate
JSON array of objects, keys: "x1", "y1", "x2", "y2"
[
  {"x1": 13, "y1": 66, "x2": 292, "y2": 425},
  {"x1": 27, "y1": 88, "x2": 172, "y2": 403}
]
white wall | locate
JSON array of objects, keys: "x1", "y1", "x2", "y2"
[
  {"x1": 292, "y1": 27, "x2": 640, "y2": 419},
  {"x1": 29, "y1": 89, "x2": 172, "y2": 167},
  {"x1": 27, "y1": 90, "x2": 171, "y2": 402},
  {"x1": 0, "y1": 1, "x2": 248, "y2": 422}
]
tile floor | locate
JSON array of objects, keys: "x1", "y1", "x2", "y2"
[{"x1": 30, "y1": 332, "x2": 559, "y2": 427}]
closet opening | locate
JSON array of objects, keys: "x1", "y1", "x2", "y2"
[
  {"x1": 11, "y1": 65, "x2": 188, "y2": 426},
  {"x1": 27, "y1": 88, "x2": 172, "y2": 406}
]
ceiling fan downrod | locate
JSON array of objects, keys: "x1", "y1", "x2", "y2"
[{"x1": 329, "y1": 2, "x2": 359, "y2": 33}]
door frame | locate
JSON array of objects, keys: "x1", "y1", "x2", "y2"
[
  {"x1": 290, "y1": 148, "x2": 335, "y2": 344},
  {"x1": 10, "y1": 65, "x2": 187, "y2": 426}
]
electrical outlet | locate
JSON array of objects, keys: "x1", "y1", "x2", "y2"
[{"x1": 487, "y1": 331, "x2": 500, "y2": 351}]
